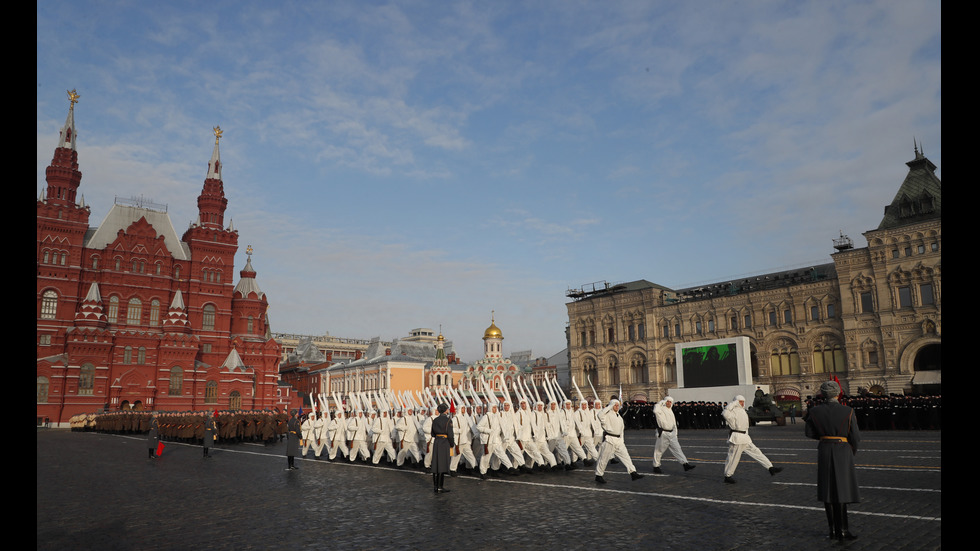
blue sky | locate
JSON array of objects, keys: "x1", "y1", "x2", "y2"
[{"x1": 37, "y1": 1, "x2": 941, "y2": 362}]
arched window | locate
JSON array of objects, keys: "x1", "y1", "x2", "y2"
[
  {"x1": 41, "y1": 290, "x2": 58, "y2": 319},
  {"x1": 169, "y1": 366, "x2": 183, "y2": 396},
  {"x1": 664, "y1": 357, "x2": 676, "y2": 383},
  {"x1": 149, "y1": 299, "x2": 161, "y2": 327},
  {"x1": 205, "y1": 380, "x2": 218, "y2": 404},
  {"x1": 37, "y1": 377, "x2": 49, "y2": 403},
  {"x1": 630, "y1": 355, "x2": 648, "y2": 384},
  {"x1": 123, "y1": 346, "x2": 133, "y2": 364},
  {"x1": 582, "y1": 357, "x2": 598, "y2": 389},
  {"x1": 202, "y1": 304, "x2": 216, "y2": 330},
  {"x1": 137, "y1": 347, "x2": 146, "y2": 365},
  {"x1": 127, "y1": 298, "x2": 142, "y2": 325},
  {"x1": 607, "y1": 356, "x2": 620, "y2": 385},
  {"x1": 247, "y1": 316, "x2": 254, "y2": 333},
  {"x1": 108, "y1": 296, "x2": 119, "y2": 324},
  {"x1": 770, "y1": 348, "x2": 800, "y2": 376},
  {"x1": 79, "y1": 364, "x2": 95, "y2": 395},
  {"x1": 229, "y1": 390, "x2": 241, "y2": 410}
]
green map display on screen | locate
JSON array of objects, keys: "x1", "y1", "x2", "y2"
[{"x1": 680, "y1": 343, "x2": 738, "y2": 387}]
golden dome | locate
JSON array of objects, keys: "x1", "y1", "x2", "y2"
[{"x1": 483, "y1": 313, "x2": 503, "y2": 340}]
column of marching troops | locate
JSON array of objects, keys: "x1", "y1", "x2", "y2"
[
  {"x1": 287, "y1": 374, "x2": 647, "y2": 483},
  {"x1": 68, "y1": 391, "x2": 941, "y2": 461},
  {"x1": 71, "y1": 410, "x2": 292, "y2": 444}
]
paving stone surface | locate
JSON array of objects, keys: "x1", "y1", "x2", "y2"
[{"x1": 37, "y1": 425, "x2": 940, "y2": 550}]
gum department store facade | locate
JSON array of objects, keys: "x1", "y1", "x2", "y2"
[
  {"x1": 567, "y1": 149, "x2": 941, "y2": 403},
  {"x1": 37, "y1": 94, "x2": 282, "y2": 425}
]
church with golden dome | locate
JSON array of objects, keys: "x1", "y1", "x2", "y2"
[{"x1": 459, "y1": 313, "x2": 529, "y2": 396}]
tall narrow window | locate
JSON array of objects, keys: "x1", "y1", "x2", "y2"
[
  {"x1": 37, "y1": 377, "x2": 50, "y2": 403},
  {"x1": 205, "y1": 380, "x2": 218, "y2": 404},
  {"x1": 149, "y1": 299, "x2": 161, "y2": 326},
  {"x1": 127, "y1": 298, "x2": 142, "y2": 325},
  {"x1": 169, "y1": 366, "x2": 183, "y2": 396},
  {"x1": 79, "y1": 364, "x2": 95, "y2": 395},
  {"x1": 41, "y1": 291, "x2": 58, "y2": 319},
  {"x1": 108, "y1": 297, "x2": 119, "y2": 324},
  {"x1": 860, "y1": 292, "x2": 874, "y2": 313},
  {"x1": 898, "y1": 286, "x2": 913, "y2": 308},
  {"x1": 203, "y1": 304, "x2": 216, "y2": 330},
  {"x1": 137, "y1": 347, "x2": 146, "y2": 365},
  {"x1": 920, "y1": 284, "x2": 935, "y2": 305}
]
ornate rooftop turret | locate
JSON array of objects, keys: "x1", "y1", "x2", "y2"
[
  {"x1": 44, "y1": 89, "x2": 83, "y2": 207},
  {"x1": 196, "y1": 126, "x2": 228, "y2": 230}
]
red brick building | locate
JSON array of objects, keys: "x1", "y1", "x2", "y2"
[{"x1": 37, "y1": 93, "x2": 282, "y2": 426}]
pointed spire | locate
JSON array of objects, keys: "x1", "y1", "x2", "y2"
[
  {"x1": 45, "y1": 89, "x2": 83, "y2": 207},
  {"x1": 74, "y1": 282, "x2": 107, "y2": 327},
  {"x1": 207, "y1": 125, "x2": 222, "y2": 179},
  {"x1": 195, "y1": 126, "x2": 229, "y2": 230},
  {"x1": 60, "y1": 89, "x2": 80, "y2": 151},
  {"x1": 234, "y1": 245, "x2": 265, "y2": 298},
  {"x1": 163, "y1": 290, "x2": 191, "y2": 333}
]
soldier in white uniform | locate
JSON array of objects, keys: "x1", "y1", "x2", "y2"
[
  {"x1": 371, "y1": 409, "x2": 396, "y2": 465},
  {"x1": 301, "y1": 413, "x2": 315, "y2": 457},
  {"x1": 575, "y1": 401, "x2": 599, "y2": 465},
  {"x1": 562, "y1": 400, "x2": 587, "y2": 466},
  {"x1": 347, "y1": 410, "x2": 371, "y2": 462},
  {"x1": 327, "y1": 409, "x2": 348, "y2": 461},
  {"x1": 516, "y1": 399, "x2": 544, "y2": 469},
  {"x1": 530, "y1": 401, "x2": 558, "y2": 469},
  {"x1": 396, "y1": 407, "x2": 422, "y2": 467},
  {"x1": 651, "y1": 396, "x2": 695, "y2": 473},
  {"x1": 721, "y1": 395, "x2": 782, "y2": 483},
  {"x1": 311, "y1": 412, "x2": 326, "y2": 459},
  {"x1": 450, "y1": 405, "x2": 478, "y2": 474},
  {"x1": 594, "y1": 399, "x2": 644, "y2": 483},
  {"x1": 477, "y1": 403, "x2": 514, "y2": 479},
  {"x1": 545, "y1": 401, "x2": 573, "y2": 468},
  {"x1": 498, "y1": 401, "x2": 526, "y2": 472}
]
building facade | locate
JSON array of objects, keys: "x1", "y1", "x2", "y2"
[
  {"x1": 566, "y1": 149, "x2": 941, "y2": 403},
  {"x1": 37, "y1": 94, "x2": 282, "y2": 425}
]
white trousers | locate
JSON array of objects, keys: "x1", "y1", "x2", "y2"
[
  {"x1": 594, "y1": 437, "x2": 636, "y2": 476},
  {"x1": 652, "y1": 431, "x2": 688, "y2": 467},
  {"x1": 724, "y1": 442, "x2": 772, "y2": 476}
]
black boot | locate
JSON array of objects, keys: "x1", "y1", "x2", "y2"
[
  {"x1": 840, "y1": 504, "x2": 857, "y2": 540},
  {"x1": 824, "y1": 504, "x2": 836, "y2": 540}
]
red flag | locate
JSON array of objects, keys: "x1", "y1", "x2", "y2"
[
  {"x1": 156, "y1": 442, "x2": 165, "y2": 457},
  {"x1": 831, "y1": 374, "x2": 844, "y2": 400}
]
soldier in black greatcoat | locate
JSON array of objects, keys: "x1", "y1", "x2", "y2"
[
  {"x1": 805, "y1": 381, "x2": 860, "y2": 542},
  {"x1": 286, "y1": 410, "x2": 301, "y2": 470},
  {"x1": 430, "y1": 403, "x2": 454, "y2": 493}
]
